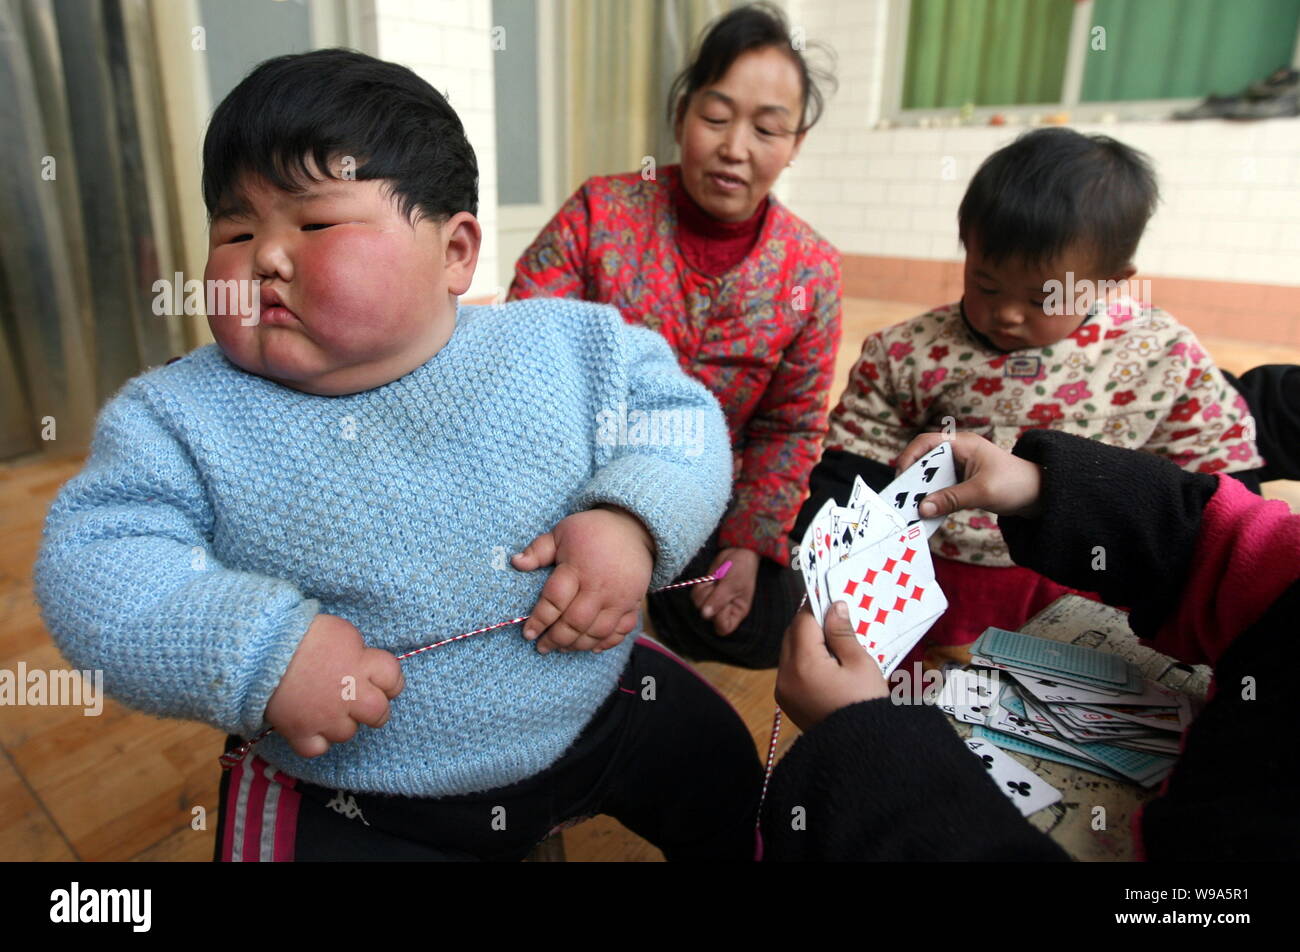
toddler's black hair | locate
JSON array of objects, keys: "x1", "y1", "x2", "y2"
[
  {"x1": 202, "y1": 48, "x2": 478, "y2": 223},
  {"x1": 667, "y1": 2, "x2": 836, "y2": 134},
  {"x1": 958, "y1": 127, "x2": 1159, "y2": 275}
]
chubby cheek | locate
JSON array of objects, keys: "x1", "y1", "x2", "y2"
[
  {"x1": 204, "y1": 248, "x2": 258, "y2": 359},
  {"x1": 296, "y1": 229, "x2": 434, "y2": 356}
]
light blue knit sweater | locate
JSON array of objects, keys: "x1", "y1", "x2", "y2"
[{"x1": 34, "y1": 299, "x2": 732, "y2": 797}]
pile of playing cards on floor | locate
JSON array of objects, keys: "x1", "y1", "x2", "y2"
[
  {"x1": 940, "y1": 627, "x2": 1188, "y2": 798},
  {"x1": 795, "y1": 442, "x2": 958, "y2": 676}
]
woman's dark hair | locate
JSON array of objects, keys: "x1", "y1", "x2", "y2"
[
  {"x1": 667, "y1": 2, "x2": 836, "y2": 134},
  {"x1": 958, "y1": 127, "x2": 1159, "y2": 275},
  {"x1": 202, "y1": 48, "x2": 478, "y2": 223}
]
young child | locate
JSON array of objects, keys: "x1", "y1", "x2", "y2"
[
  {"x1": 808, "y1": 127, "x2": 1264, "y2": 654},
  {"x1": 33, "y1": 49, "x2": 762, "y2": 861}
]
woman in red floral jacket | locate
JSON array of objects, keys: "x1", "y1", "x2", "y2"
[{"x1": 510, "y1": 4, "x2": 841, "y2": 668}]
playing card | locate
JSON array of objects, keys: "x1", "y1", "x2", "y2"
[
  {"x1": 1112, "y1": 735, "x2": 1183, "y2": 755},
  {"x1": 798, "y1": 500, "x2": 836, "y2": 624},
  {"x1": 998, "y1": 689, "x2": 1175, "y2": 786},
  {"x1": 1074, "y1": 700, "x2": 1190, "y2": 732},
  {"x1": 1006, "y1": 669, "x2": 1180, "y2": 707},
  {"x1": 972, "y1": 656, "x2": 1123, "y2": 696},
  {"x1": 824, "y1": 523, "x2": 947, "y2": 675},
  {"x1": 880, "y1": 440, "x2": 958, "y2": 537},
  {"x1": 843, "y1": 477, "x2": 906, "y2": 557},
  {"x1": 973, "y1": 726, "x2": 1126, "y2": 781},
  {"x1": 964, "y1": 737, "x2": 1062, "y2": 816},
  {"x1": 1025, "y1": 696, "x2": 1150, "y2": 741},
  {"x1": 937, "y1": 668, "x2": 997, "y2": 724},
  {"x1": 990, "y1": 687, "x2": 1058, "y2": 741},
  {"x1": 972, "y1": 627, "x2": 1137, "y2": 688},
  {"x1": 830, "y1": 506, "x2": 860, "y2": 563}
]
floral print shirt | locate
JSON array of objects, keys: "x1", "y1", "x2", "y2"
[
  {"x1": 826, "y1": 299, "x2": 1265, "y2": 567},
  {"x1": 509, "y1": 165, "x2": 842, "y2": 565}
]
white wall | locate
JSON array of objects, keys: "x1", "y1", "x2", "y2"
[
  {"x1": 785, "y1": 0, "x2": 1300, "y2": 287},
  {"x1": 365, "y1": 0, "x2": 499, "y2": 299}
]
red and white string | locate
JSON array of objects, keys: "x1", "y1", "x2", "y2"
[
  {"x1": 753, "y1": 592, "x2": 804, "y2": 837},
  {"x1": 219, "y1": 560, "x2": 735, "y2": 769}
]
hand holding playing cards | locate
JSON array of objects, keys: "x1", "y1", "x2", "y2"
[
  {"x1": 265, "y1": 613, "x2": 405, "y2": 758},
  {"x1": 512, "y1": 506, "x2": 653, "y2": 654},
  {"x1": 895, "y1": 433, "x2": 1043, "y2": 520},
  {"x1": 691, "y1": 547, "x2": 758, "y2": 636},
  {"x1": 776, "y1": 601, "x2": 890, "y2": 730}
]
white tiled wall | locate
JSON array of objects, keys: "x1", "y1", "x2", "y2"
[
  {"x1": 365, "y1": 0, "x2": 499, "y2": 299},
  {"x1": 785, "y1": 0, "x2": 1300, "y2": 287}
]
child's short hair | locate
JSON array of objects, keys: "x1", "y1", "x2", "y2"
[
  {"x1": 202, "y1": 48, "x2": 477, "y2": 224},
  {"x1": 958, "y1": 127, "x2": 1158, "y2": 275}
]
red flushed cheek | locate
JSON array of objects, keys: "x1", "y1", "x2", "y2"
[{"x1": 296, "y1": 229, "x2": 433, "y2": 351}]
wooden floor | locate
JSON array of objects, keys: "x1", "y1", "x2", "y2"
[{"x1": 3, "y1": 297, "x2": 1298, "y2": 863}]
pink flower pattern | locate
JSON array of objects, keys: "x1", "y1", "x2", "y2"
[
  {"x1": 919, "y1": 367, "x2": 948, "y2": 392},
  {"x1": 1053, "y1": 380, "x2": 1092, "y2": 406},
  {"x1": 822, "y1": 301, "x2": 1264, "y2": 570}
]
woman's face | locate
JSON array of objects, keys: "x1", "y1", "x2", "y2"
[{"x1": 675, "y1": 46, "x2": 807, "y2": 223}]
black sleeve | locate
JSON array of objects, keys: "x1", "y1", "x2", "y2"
[
  {"x1": 997, "y1": 429, "x2": 1218, "y2": 639},
  {"x1": 1138, "y1": 580, "x2": 1300, "y2": 860},
  {"x1": 790, "y1": 449, "x2": 896, "y2": 542},
  {"x1": 761, "y1": 700, "x2": 1070, "y2": 862},
  {"x1": 1222, "y1": 364, "x2": 1300, "y2": 483}
]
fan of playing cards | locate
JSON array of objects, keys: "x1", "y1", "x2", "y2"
[{"x1": 795, "y1": 441, "x2": 958, "y2": 677}]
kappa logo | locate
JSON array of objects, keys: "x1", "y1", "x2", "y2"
[{"x1": 325, "y1": 790, "x2": 370, "y2": 826}]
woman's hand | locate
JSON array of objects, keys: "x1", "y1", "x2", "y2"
[
  {"x1": 895, "y1": 432, "x2": 1044, "y2": 520},
  {"x1": 691, "y1": 547, "x2": 759, "y2": 637},
  {"x1": 776, "y1": 600, "x2": 890, "y2": 731}
]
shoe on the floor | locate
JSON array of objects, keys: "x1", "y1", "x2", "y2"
[
  {"x1": 1223, "y1": 92, "x2": 1300, "y2": 119},
  {"x1": 1246, "y1": 66, "x2": 1300, "y2": 99},
  {"x1": 1173, "y1": 93, "x2": 1240, "y2": 120}
]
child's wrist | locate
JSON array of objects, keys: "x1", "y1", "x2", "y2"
[{"x1": 592, "y1": 503, "x2": 656, "y2": 558}]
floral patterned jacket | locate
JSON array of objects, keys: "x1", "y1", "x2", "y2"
[
  {"x1": 509, "y1": 165, "x2": 842, "y2": 565},
  {"x1": 825, "y1": 300, "x2": 1264, "y2": 567}
]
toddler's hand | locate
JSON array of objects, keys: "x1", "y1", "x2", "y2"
[
  {"x1": 895, "y1": 432, "x2": 1043, "y2": 520},
  {"x1": 511, "y1": 506, "x2": 654, "y2": 654},
  {"x1": 265, "y1": 613, "x2": 404, "y2": 757},
  {"x1": 776, "y1": 600, "x2": 889, "y2": 731}
]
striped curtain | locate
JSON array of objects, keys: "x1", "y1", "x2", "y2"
[
  {"x1": 1082, "y1": 0, "x2": 1300, "y2": 101},
  {"x1": 561, "y1": 0, "x2": 733, "y2": 190},
  {"x1": 902, "y1": 0, "x2": 1075, "y2": 108}
]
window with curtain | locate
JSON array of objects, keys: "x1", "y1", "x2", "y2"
[
  {"x1": 1081, "y1": 0, "x2": 1300, "y2": 102},
  {"x1": 903, "y1": 0, "x2": 1074, "y2": 109},
  {"x1": 901, "y1": 0, "x2": 1300, "y2": 110}
]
